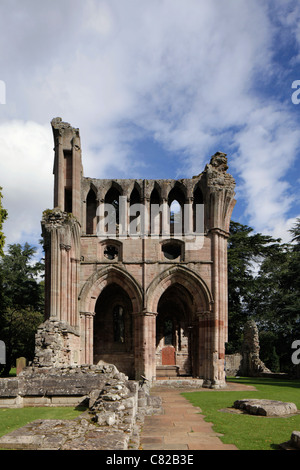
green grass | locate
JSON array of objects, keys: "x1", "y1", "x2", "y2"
[
  {"x1": 0, "y1": 406, "x2": 85, "y2": 438},
  {"x1": 182, "y1": 377, "x2": 300, "y2": 450}
]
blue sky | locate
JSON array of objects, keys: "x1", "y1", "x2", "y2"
[{"x1": 0, "y1": 0, "x2": 300, "y2": 258}]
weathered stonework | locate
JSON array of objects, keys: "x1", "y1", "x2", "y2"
[
  {"x1": 0, "y1": 363, "x2": 162, "y2": 450},
  {"x1": 234, "y1": 399, "x2": 298, "y2": 417},
  {"x1": 36, "y1": 117, "x2": 236, "y2": 389},
  {"x1": 34, "y1": 319, "x2": 80, "y2": 367},
  {"x1": 225, "y1": 321, "x2": 272, "y2": 377},
  {"x1": 240, "y1": 320, "x2": 271, "y2": 376}
]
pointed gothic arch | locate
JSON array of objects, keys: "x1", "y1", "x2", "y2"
[
  {"x1": 79, "y1": 265, "x2": 143, "y2": 316},
  {"x1": 146, "y1": 265, "x2": 213, "y2": 315}
]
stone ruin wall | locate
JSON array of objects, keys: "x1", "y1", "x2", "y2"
[
  {"x1": 33, "y1": 319, "x2": 81, "y2": 368},
  {"x1": 225, "y1": 320, "x2": 271, "y2": 377},
  {"x1": 0, "y1": 362, "x2": 163, "y2": 449}
]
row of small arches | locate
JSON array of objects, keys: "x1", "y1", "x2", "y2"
[{"x1": 85, "y1": 183, "x2": 204, "y2": 235}]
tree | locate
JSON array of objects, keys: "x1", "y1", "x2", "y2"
[
  {"x1": 0, "y1": 187, "x2": 8, "y2": 257},
  {"x1": 227, "y1": 221, "x2": 282, "y2": 353},
  {"x1": 227, "y1": 218, "x2": 300, "y2": 373},
  {"x1": 0, "y1": 243, "x2": 44, "y2": 375}
]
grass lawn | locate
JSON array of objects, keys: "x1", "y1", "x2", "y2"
[
  {"x1": 0, "y1": 406, "x2": 85, "y2": 438},
  {"x1": 182, "y1": 376, "x2": 300, "y2": 450}
]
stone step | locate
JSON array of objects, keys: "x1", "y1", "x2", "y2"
[{"x1": 156, "y1": 366, "x2": 179, "y2": 378}]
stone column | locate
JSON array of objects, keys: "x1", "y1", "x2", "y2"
[
  {"x1": 134, "y1": 312, "x2": 156, "y2": 382},
  {"x1": 41, "y1": 209, "x2": 80, "y2": 326},
  {"x1": 71, "y1": 135, "x2": 82, "y2": 221},
  {"x1": 210, "y1": 228, "x2": 228, "y2": 388},
  {"x1": 161, "y1": 199, "x2": 169, "y2": 237},
  {"x1": 80, "y1": 312, "x2": 94, "y2": 365},
  {"x1": 211, "y1": 229, "x2": 219, "y2": 383},
  {"x1": 185, "y1": 197, "x2": 193, "y2": 236}
]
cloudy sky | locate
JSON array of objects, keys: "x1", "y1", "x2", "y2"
[{"x1": 1, "y1": 0, "x2": 300, "y2": 258}]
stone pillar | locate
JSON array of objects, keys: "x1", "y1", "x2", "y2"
[
  {"x1": 210, "y1": 228, "x2": 228, "y2": 387},
  {"x1": 41, "y1": 209, "x2": 80, "y2": 327},
  {"x1": 71, "y1": 135, "x2": 82, "y2": 221},
  {"x1": 134, "y1": 312, "x2": 156, "y2": 382},
  {"x1": 80, "y1": 312, "x2": 94, "y2": 365},
  {"x1": 51, "y1": 117, "x2": 83, "y2": 224},
  {"x1": 185, "y1": 197, "x2": 193, "y2": 236},
  {"x1": 161, "y1": 199, "x2": 169, "y2": 237}
]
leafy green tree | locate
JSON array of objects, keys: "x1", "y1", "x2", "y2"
[
  {"x1": 0, "y1": 243, "x2": 44, "y2": 376},
  {"x1": 255, "y1": 218, "x2": 300, "y2": 372},
  {"x1": 0, "y1": 187, "x2": 8, "y2": 257},
  {"x1": 227, "y1": 218, "x2": 300, "y2": 373},
  {"x1": 259, "y1": 331, "x2": 280, "y2": 372},
  {"x1": 226, "y1": 221, "x2": 282, "y2": 353}
]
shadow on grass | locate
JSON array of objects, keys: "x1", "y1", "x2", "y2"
[{"x1": 227, "y1": 376, "x2": 300, "y2": 389}]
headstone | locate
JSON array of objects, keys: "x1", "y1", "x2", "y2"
[
  {"x1": 0, "y1": 341, "x2": 5, "y2": 364},
  {"x1": 16, "y1": 357, "x2": 26, "y2": 375}
]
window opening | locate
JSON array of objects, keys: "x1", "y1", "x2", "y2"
[
  {"x1": 104, "y1": 245, "x2": 118, "y2": 260},
  {"x1": 164, "y1": 318, "x2": 173, "y2": 345},
  {"x1": 113, "y1": 305, "x2": 125, "y2": 343},
  {"x1": 162, "y1": 242, "x2": 181, "y2": 260}
]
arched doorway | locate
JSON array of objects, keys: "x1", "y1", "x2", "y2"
[
  {"x1": 93, "y1": 283, "x2": 134, "y2": 377},
  {"x1": 156, "y1": 283, "x2": 195, "y2": 377}
]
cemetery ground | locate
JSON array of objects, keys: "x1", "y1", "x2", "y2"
[{"x1": 0, "y1": 375, "x2": 299, "y2": 451}]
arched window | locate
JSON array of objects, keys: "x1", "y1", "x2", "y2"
[
  {"x1": 129, "y1": 186, "x2": 141, "y2": 235},
  {"x1": 168, "y1": 186, "x2": 185, "y2": 236},
  {"x1": 86, "y1": 189, "x2": 97, "y2": 234},
  {"x1": 104, "y1": 186, "x2": 121, "y2": 234},
  {"x1": 150, "y1": 186, "x2": 161, "y2": 235},
  {"x1": 193, "y1": 186, "x2": 204, "y2": 233}
]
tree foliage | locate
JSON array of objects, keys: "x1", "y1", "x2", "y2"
[
  {"x1": 227, "y1": 219, "x2": 300, "y2": 373},
  {"x1": 0, "y1": 187, "x2": 8, "y2": 257},
  {"x1": 0, "y1": 243, "x2": 44, "y2": 375},
  {"x1": 227, "y1": 221, "x2": 282, "y2": 353}
]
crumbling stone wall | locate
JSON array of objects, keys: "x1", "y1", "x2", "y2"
[
  {"x1": 225, "y1": 320, "x2": 271, "y2": 377},
  {"x1": 240, "y1": 320, "x2": 271, "y2": 376},
  {"x1": 0, "y1": 362, "x2": 162, "y2": 449},
  {"x1": 33, "y1": 319, "x2": 81, "y2": 367},
  {"x1": 225, "y1": 353, "x2": 243, "y2": 376}
]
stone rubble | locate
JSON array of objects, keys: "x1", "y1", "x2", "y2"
[
  {"x1": 0, "y1": 363, "x2": 162, "y2": 450},
  {"x1": 234, "y1": 398, "x2": 298, "y2": 416}
]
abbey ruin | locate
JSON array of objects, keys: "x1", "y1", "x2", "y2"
[{"x1": 34, "y1": 117, "x2": 236, "y2": 389}]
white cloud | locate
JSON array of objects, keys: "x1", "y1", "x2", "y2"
[
  {"x1": 0, "y1": 0, "x2": 299, "y2": 249},
  {"x1": 231, "y1": 102, "x2": 300, "y2": 238},
  {"x1": 0, "y1": 121, "x2": 53, "y2": 248}
]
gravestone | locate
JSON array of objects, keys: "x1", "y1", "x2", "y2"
[
  {"x1": 0, "y1": 341, "x2": 5, "y2": 364},
  {"x1": 16, "y1": 357, "x2": 26, "y2": 376}
]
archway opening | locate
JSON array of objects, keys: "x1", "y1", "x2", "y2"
[
  {"x1": 156, "y1": 283, "x2": 196, "y2": 377},
  {"x1": 86, "y1": 189, "x2": 97, "y2": 234},
  {"x1": 93, "y1": 282, "x2": 134, "y2": 377},
  {"x1": 168, "y1": 186, "x2": 185, "y2": 236}
]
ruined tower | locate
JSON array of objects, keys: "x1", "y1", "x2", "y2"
[{"x1": 35, "y1": 117, "x2": 236, "y2": 388}]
